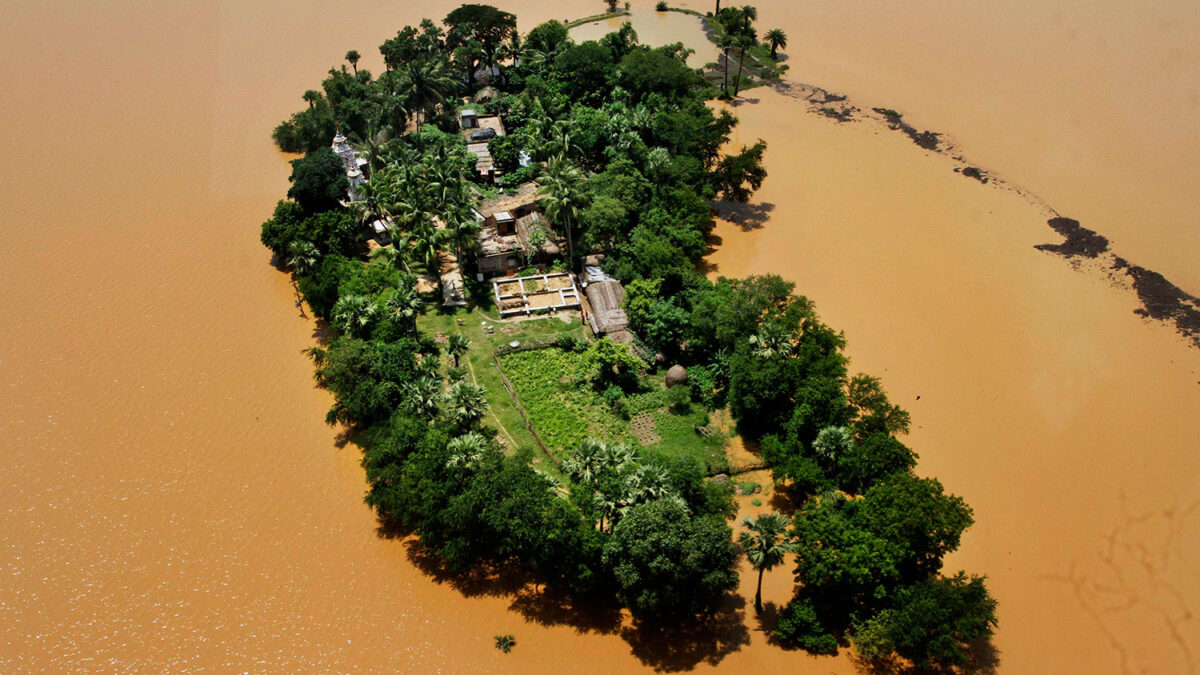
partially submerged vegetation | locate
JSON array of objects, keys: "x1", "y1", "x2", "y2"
[{"x1": 260, "y1": 3, "x2": 997, "y2": 668}]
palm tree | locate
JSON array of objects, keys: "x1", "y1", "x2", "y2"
[
  {"x1": 537, "y1": 155, "x2": 589, "y2": 270},
  {"x1": 563, "y1": 439, "x2": 609, "y2": 486},
  {"x1": 813, "y1": 426, "x2": 852, "y2": 467},
  {"x1": 384, "y1": 283, "x2": 423, "y2": 335},
  {"x1": 764, "y1": 28, "x2": 787, "y2": 58},
  {"x1": 399, "y1": 60, "x2": 456, "y2": 126},
  {"x1": 742, "y1": 5, "x2": 758, "y2": 22},
  {"x1": 331, "y1": 294, "x2": 378, "y2": 337},
  {"x1": 739, "y1": 513, "x2": 798, "y2": 613},
  {"x1": 443, "y1": 381, "x2": 489, "y2": 427},
  {"x1": 732, "y1": 34, "x2": 752, "y2": 96},
  {"x1": 749, "y1": 322, "x2": 791, "y2": 358},
  {"x1": 445, "y1": 212, "x2": 481, "y2": 265},
  {"x1": 717, "y1": 33, "x2": 736, "y2": 96},
  {"x1": 540, "y1": 120, "x2": 582, "y2": 161},
  {"x1": 447, "y1": 431, "x2": 489, "y2": 469},
  {"x1": 404, "y1": 376, "x2": 442, "y2": 419},
  {"x1": 447, "y1": 334, "x2": 470, "y2": 368},
  {"x1": 302, "y1": 89, "x2": 321, "y2": 110},
  {"x1": 285, "y1": 240, "x2": 319, "y2": 276},
  {"x1": 345, "y1": 50, "x2": 361, "y2": 74},
  {"x1": 406, "y1": 222, "x2": 445, "y2": 273}
]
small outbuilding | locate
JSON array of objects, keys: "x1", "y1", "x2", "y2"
[{"x1": 585, "y1": 278, "x2": 630, "y2": 340}]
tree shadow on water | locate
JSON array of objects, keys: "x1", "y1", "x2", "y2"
[
  {"x1": 619, "y1": 594, "x2": 751, "y2": 672},
  {"x1": 711, "y1": 201, "x2": 776, "y2": 231},
  {"x1": 311, "y1": 319, "x2": 336, "y2": 345},
  {"x1": 401, "y1": 539, "x2": 623, "y2": 636},
  {"x1": 403, "y1": 541, "x2": 530, "y2": 600},
  {"x1": 508, "y1": 585, "x2": 623, "y2": 636},
  {"x1": 753, "y1": 600, "x2": 782, "y2": 638}
]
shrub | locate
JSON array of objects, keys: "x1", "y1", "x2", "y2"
[
  {"x1": 656, "y1": 1, "x2": 668, "y2": 10},
  {"x1": 494, "y1": 634, "x2": 516, "y2": 653},
  {"x1": 668, "y1": 385, "x2": 692, "y2": 415},
  {"x1": 687, "y1": 364, "x2": 719, "y2": 408},
  {"x1": 554, "y1": 333, "x2": 586, "y2": 352},
  {"x1": 777, "y1": 594, "x2": 839, "y2": 654},
  {"x1": 603, "y1": 383, "x2": 626, "y2": 407}
]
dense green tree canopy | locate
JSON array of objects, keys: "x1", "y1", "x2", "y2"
[
  {"x1": 602, "y1": 499, "x2": 738, "y2": 623},
  {"x1": 287, "y1": 147, "x2": 350, "y2": 214},
  {"x1": 853, "y1": 573, "x2": 998, "y2": 669}
]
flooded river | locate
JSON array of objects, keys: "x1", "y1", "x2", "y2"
[{"x1": 1, "y1": 0, "x2": 1197, "y2": 671}]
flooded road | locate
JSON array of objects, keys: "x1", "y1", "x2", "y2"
[{"x1": 2, "y1": 0, "x2": 1198, "y2": 671}]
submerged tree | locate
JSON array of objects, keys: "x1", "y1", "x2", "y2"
[
  {"x1": 739, "y1": 512, "x2": 798, "y2": 613},
  {"x1": 764, "y1": 28, "x2": 788, "y2": 58}
]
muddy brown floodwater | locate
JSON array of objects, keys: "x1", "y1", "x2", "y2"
[{"x1": 2, "y1": 0, "x2": 1198, "y2": 672}]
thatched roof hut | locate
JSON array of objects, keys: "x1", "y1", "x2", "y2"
[
  {"x1": 473, "y1": 86, "x2": 501, "y2": 103},
  {"x1": 585, "y1": 279, "x2": 629, "y2": 336}
]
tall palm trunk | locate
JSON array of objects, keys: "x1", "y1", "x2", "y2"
[
  {"x1": 722, "y1": 48, "x2": 730, "y2": 95},
  {"x1": 564, "y1": 218, "x2": 575, "y2": 272},
  {"x1": 755, "y1": 566, "x2": 765, "y2": 612},
  {"x1": 733, "y1": 45, "x2": 746, "y2": 95}
]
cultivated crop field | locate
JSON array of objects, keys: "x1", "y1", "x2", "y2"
[
  {"x1": 499, "y1": 347, "x2": 730, "y2": 470},
  {"x1": 499, "y1": 348, "x2": 634, "y2": 454}
]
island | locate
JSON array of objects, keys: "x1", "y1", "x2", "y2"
[{"x1": 260, "y1": 4, "x2": 997, "y2": 669}]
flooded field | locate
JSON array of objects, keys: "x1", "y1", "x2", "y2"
[{"x1": 2, "y1": 0, "x2": 1198, "y2": 671}]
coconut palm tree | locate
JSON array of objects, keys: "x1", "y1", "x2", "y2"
[
  {"x1": 302, "y1": 89, "x2": 321, "y2": 110},
  {"x1": 399, "y1": 60, "x2": 456, "y2": 126},
  {"x1": 540, "y1": 120, "x2": 582, "y2": 161},
  {"x1": 739, "y1": 513, "x2": 798, "y2": 613},
  {"x1": 404, "y1": 376, "x2": 442, "y2": 419},
  {"x1": 445, "y1": 211, "x2": 481, "y2": 265},
  {"x1": 732, "y1": 34, "x2": 753, "y2": 96},
  {"x1": 447, "y1": 334, "x2": 470, "y2": 368},
  {"x1": 331, "y1": 294, "x2": 378, "y2": 337},
  {"x1": 285, "y1": 240, "x2": 319, "y2": 276},
  {"x1": 742, "y1": 5, "x2": 758, "y2": 22},
  {"x1": 717, "y1": 33, "x2": 736, "y2": 96},
  {"x1": 443, "y1": 381, "x2": 489, "y2": 428},
  {"x1": 537, "y1": 154, "x2": 589, "y2": 270},
  {"x1": 764, "y1": 28, "x2": 787, "y2": 58},
  {"x1": 345, "y1": 50, "x2": 361, "y2": 74},
  {"x1": 406, "y1": 222, "x2": 446, "y2": 273}
]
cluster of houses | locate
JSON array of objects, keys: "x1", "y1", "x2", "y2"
[{"x1": 329, "y1": 107, "x2": 629, "y2": 337}]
